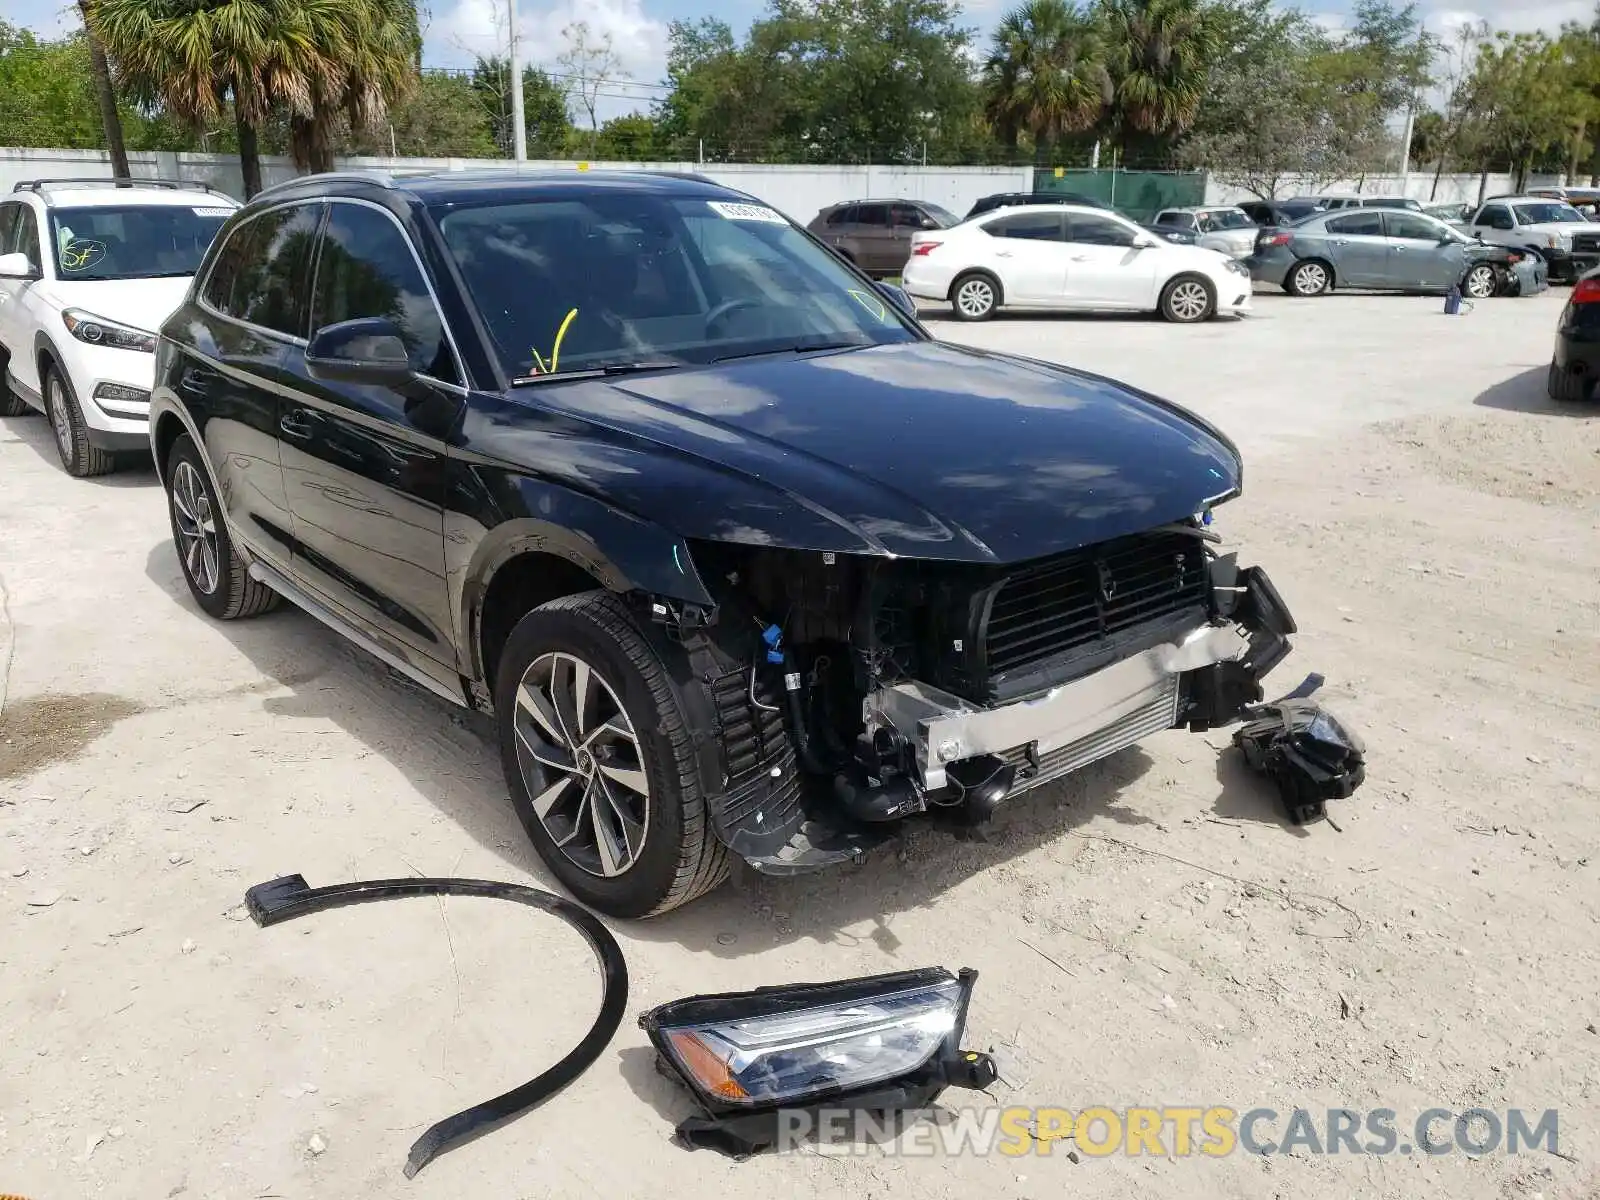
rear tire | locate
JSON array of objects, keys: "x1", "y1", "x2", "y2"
[
  {"x1": 43, "y1": 365, "x2": 115, "y2": 477},
  {"x1": 496, "y1": 590, "x2": 730, "y2": 918},
  {"x1": 164, "y1": 434, "x2": 280, "y2": 619},
  {"x1": 950, "y1": 271, "x2": 1000, "y2": 321},
  {"x1": 1158, "y1": 274, "x2": 1216, "y2": 323},
  {"x1": 1547, "y1": 358, "x2": 1591, "y2": 402},
  {"x1": 0, "y1": 357, "x2": 30, "y2": 417},
  {"x1": 1285, "y1": 259, "x2": 1333, "y2": 296}
]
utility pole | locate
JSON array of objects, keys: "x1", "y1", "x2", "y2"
[
  {"x1": 508, "y1": 0, "x2": 527, "y2": 161},
  {"x1": 1399, "y1": 90, "x2": 1417, "y2": 196}
]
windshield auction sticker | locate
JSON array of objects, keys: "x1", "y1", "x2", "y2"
[
  {"x1": 707, "y1": 201, "x2": 787, "y2": 224},
  {"x1": 192, "y1": 207, "x2": 234, "y2": 217}
]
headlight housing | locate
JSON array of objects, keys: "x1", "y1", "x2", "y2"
[
  {"x1": 61, "y1": 308, "x2": 158, "y2": 353},
  {"x1": 640, "y1": 966, "x2": 993, "y2": 1156},
  {"x1": 1225, "y1": 258, "x2": 1250, "y2": 275}
]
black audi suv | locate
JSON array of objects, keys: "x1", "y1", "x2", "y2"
[{"x1": 149, "y1": 168, "x2": 1310, "y2": 917}]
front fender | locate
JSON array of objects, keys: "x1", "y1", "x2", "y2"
[{"x1": 448, "y1": 471, "x2": 716, "y2": 676}]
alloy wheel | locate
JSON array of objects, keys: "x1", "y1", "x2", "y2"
[
  {"x1": 512, "y1": 651, "x2": 650, "y2": 878},
  {"x1": 1168, "y1": 280, "x2": 1210, "y2": 321},
  {"x1": 47, "y1": 376, "x2": 72, "y2": 461},
  {"x1": 171, "y1": 461, "x2": 220, "y2": 595},
  {"x1": 1465, "y1": 265, "x2": 1496, "y2": 299},
  {"x1": 956, "y1": 277, "x2": 994, "y2": 318},
  {"x1": 1293, "y1": 263, "x2": 1328, "y2": 295}
]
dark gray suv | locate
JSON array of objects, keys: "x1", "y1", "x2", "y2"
[{"x1": 806, "y1": 199, "x2": 958, "y2": 277}]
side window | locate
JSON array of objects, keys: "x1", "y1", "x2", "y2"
[
  {"x1": 233, "y1": 203, "x2": 324, "y2": 338},
  {"x1": 311, "y1": 203, "x2": 457, "y2": 385},
  {"x1": 0, "y1": 203, "x2": 18, "y2": 256},
  {"x1": 826, "y1": 205, "x2": 857, "y2": 227},
  {"x1": 200, "y1": 215, "x2": 271, "y2": 317},
  {"x1": 854, "y1": 204, "x2": 890, "y2": 228},
  {"x1": 1064, "y1": 213, "x2": 1137, "y2": 247},
  {"x1": 889, "y1": 202, "x2": 928, "y2": 228},
  {"x1": 1477, "y1": 206, "x2": 1513, "y2": 230},
  {"x1": 1383, "y1": 212, "x2": 1443, "y2": 241},
  {"x1": 1196, "y1": 213, "x2": 1217, "y2": 232},
  {"x1": 987, "y1": 212, "x2": 1062, "y2": 241},
  {"x1": 1155, "y1": 211, "x2": 1189, "y2": 228},
  {"x1": 15, "y1": 206, "x2": 42, "y2": 269},
  {"x1": 1325, "y1": 212, "x2": 1384, "y2": 236}
]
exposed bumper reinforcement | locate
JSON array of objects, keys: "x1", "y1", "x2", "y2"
[{"x1": 866, "y1": 621, "x2": 1252, "y2": 792}]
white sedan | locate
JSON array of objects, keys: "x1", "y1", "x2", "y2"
[{"x1": 900, "y1": 204, "x2": 1254, "y2": 323}]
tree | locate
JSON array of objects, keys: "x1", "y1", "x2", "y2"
[
  {"x1": 344, "y1": 71, "x2": 499, "y2": 157},
  {"x1": 285, "y1": 0, "x2": 419, "y2": 174},
  {"x1": 592, "y1": 113, "x2": 664, "y2": 160},
  {"x1": 1314, "y1": 0, "x2": 1435, "y2": 172},
  {"x1": 94, "y1": 0, "x2": 335, "y2": 197},
  {"x1": 557, "y1": 20, "x2": 625, "y2": 157},
  {"x1": 471, "y1": 56, "x2": 571, "y2": 158},
  {"x1": 77, "y1": 2, "x2": 130, "y2": 179},
  {"x1": 981, "y1": 0, "x2": 1112, "y2": 160},
  {"x1": 1099, "y1": 0, "x2": 1222, "y2": 159},
  {"x1": 0, "y1": 24, "x2": 105, "y2": 148},
  {"x1": 1465, "y1": 31, "x2": 1589, "y2": 188}
]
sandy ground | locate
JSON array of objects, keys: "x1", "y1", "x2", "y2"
[{"x1": 2, "y1": 287, "x2": 1598, "y2": 1200}]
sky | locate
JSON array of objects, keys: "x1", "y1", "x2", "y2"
[{"x1": 8, "y1": 0, "x2": 1596, "y2": 126}]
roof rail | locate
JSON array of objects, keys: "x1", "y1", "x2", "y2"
[
  {"x1": 252, "y1": 169, "x2": 410, "y2": 199},
  {"x1": 12, "y1": 177, "x2": 233, "y2": 198}
]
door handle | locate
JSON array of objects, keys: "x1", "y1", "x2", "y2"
[
  {"x1": 1071, "y1": 254, "x2": 1092, "y2": 261},
  {"x1": 1330, "y1": 238, "x2": 1348, "y2": 246},
  {"x1": 994, "y1": 249, "x2": 1013, "y2": 257},
  {"x1": 1393, "y1": 247, "x2": 1405, "y2": 253},
  {"x1": 279, "y1": 409, "x2": 317, "y2": 440}
]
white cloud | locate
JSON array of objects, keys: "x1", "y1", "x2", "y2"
[{"x1": 426, "y1": 0, "x2": 668, "y2": 123}]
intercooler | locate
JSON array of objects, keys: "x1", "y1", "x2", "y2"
[{"x1": 998, "y1": 673, "x2": 1182, "y2": 794}]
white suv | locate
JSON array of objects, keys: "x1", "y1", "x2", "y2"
[{"x1": 0, "y1": 178, "x2": 238, "y2": 476}]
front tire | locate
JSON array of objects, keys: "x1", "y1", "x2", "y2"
[
  {"x1": 1159, "y1": 274, "x2": 1216, "y2": 323},
  {"x1": 496, "y1": 590, "x2": 729, "y2": 918},
  {"x1": 43, "y1": 365, "x2": 115, "y2": 477},
  {"x1": 1285, "y1": 259, "x2": 1332, "y2": 296},
  {"x1": 1463, "y1": 263, "x2": 1498, "y2": 299},
  {"x1": 164, "y1": 434, "x2": 280, "y2": 619},
  {"x1": 950, "y1": 271, "x2": 1000, "y2": 321}
]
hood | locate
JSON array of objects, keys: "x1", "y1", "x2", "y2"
[
  {"x1": 475, "y1": 341, "x2": 1241, "y2": 565},
  {"x1": 39, "y1": 276, "x2": 193, "y2": 334}
]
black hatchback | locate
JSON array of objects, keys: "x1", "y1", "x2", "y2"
[{"x1": 146, "y1": 168, "x2": 1317, "y2": 919}]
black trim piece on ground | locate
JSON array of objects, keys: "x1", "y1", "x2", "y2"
[{"x1": 243, "y1": 873, "x2": 629, "y2": 1179}]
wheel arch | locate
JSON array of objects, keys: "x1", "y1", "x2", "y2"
[
  {"x1": 33, "y1": 329, "x2": 65, "y2": 394},
  {"x1": 458, "y1": 511, "x2": 715, "y2": 694},
  {"x1": 1287, "y1": 256, "x2": 1335, "y2": 290}
]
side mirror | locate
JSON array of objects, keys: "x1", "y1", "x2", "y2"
[
  {"x1": 919, "y1": 216, "x2": 940, "y2": 230},
  {"x1": 305, "y1": 317, "x2": 415, "y2": 386},
  {"x1": 874, "y1": 281, "x2": 917, "y2": 318},
  {"x1": 1132, "y1": 233, "x2": 1160, "y2": 249},
  {"x1": 0, "y1": 251, "x2": 40, "y2": 280}
]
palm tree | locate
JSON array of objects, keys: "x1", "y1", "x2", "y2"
[
  {"x1": 286, "y1": 0, "x2": 418, "y2": 174},
  {"x1": 1099, "y1": 0, "x2": 1220, "y2": 155},
  {"x1": 77, "y1": 1, "x2": 131, "y2": 180},
  {"x1": 982, "y1": 0, "x2": 1113, "y2": 159}
]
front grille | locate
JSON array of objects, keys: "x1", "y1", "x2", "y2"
[
  {"x1": 999, "y1": 675, "x2": 1181, "y2": 794},
  {"x1": 1572, "y1": 231, "x2": 1600, "y2": 254}
]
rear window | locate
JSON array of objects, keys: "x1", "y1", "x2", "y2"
[{"x1": 49, "y1": 203, "x2": 233, "y2": 281}]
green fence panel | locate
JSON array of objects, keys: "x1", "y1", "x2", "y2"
[{"x1": 1032, "y1": 169, "x2": 1207, "y2": 222}]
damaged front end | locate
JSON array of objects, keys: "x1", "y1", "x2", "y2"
[{"x1": 648, "y1": 516, "x2": 1365, "y2": 873}]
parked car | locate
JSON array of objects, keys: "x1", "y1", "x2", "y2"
[
  {"x1": 1424, "y1": 202, "x2": 1473, "y2": 226},
  {"x1": 149, "y1": 168, "x2": 1306, "y2": 918},
  {"x1": 1289, "y1": 194, "x2": 1424, "y2": 212},
  {"x1": 1151, "y1": 206, "x2": 1258, "y2": 258},
  {"x1": 903, "y1": 204, "x2": 1252, "y2": 322},
  {"x1": 1548, "y1": 267, "x2": 1600, "y2": 401},
  {"x1": 1466, "y1": 196, "x2": 1599, "y2": 282},
  {"x1": 0, "y1": 177, "x2": 239, "y2": 476},
  {"x1": 1246, "y1": 206, "x2": 1546, "y2": 298},
  {"x1": 965, "y1": 191, "x2": 1107, "y2": 218},
  {"x1": 1236, "y1": 199, "x2": 1326, "y2": 227},
  {"x1": 806, "y1": 198, "x2": 960, "y2": 277}
]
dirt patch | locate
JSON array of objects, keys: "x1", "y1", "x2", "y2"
[
  {"x1": 0, "y1": 692, "x2": 146, "y2": 780},
  {"x1": 1384, "y1": 409, "x2": 1600, "y2": 511}
]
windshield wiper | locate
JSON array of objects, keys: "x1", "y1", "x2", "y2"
[
  {"x1": 510, "y1": 361, "x2": 683, "y2": 387},
  {"x1": 712, "y1": 339, "x2": 869, "y2": 364}
]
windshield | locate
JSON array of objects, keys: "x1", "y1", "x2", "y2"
[
  {"x1": 1201, "y1": 209, "x2": 1255, "y2": 230},
  {"x1": 1513, "y1": 202, "x2": 1587, "y2": 225},
  {"x1": 49, "y1": 204, "x2": 233, "y2": 281},
  {"x1": 436, "y1": 194, "x2": 921, "y2": 379}
]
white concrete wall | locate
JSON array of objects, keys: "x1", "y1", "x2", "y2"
[
  {"x1": 0, "y1": 146, "x2": 1032, "y2": 223},
  {"x1": 1203, "y1": 171, "x2": 1569, "y2": 207}
]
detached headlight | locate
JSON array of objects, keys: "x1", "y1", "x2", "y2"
[
  {"x1": 61, "y1": 308, "x2": 158, "y2": 353},
  {"x1": 641, "y1": 967, "x2": 993, "y2": 1154}
]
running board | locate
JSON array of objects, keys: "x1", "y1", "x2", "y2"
[{"x1": 246, "y1": 559, "x2": 468, "y2": 709}]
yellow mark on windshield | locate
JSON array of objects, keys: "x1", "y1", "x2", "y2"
[
  {"x1": 847, "y1": 289, "x2": 888, "y2": 321},
  {"x1": 529, "y1": 307, "x2": 580, "y2": 375}
]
